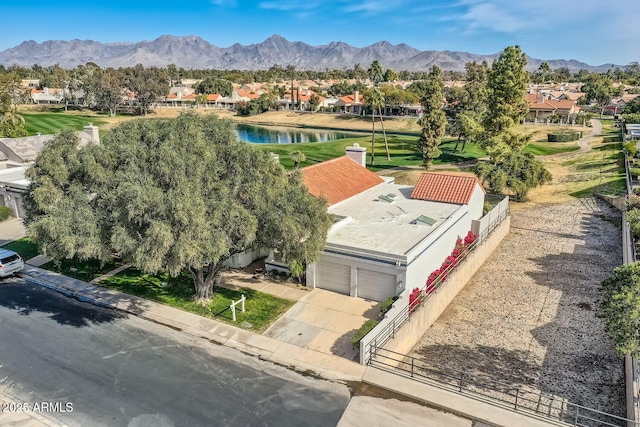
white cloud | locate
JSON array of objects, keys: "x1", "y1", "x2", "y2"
[
  {"x1": 211, "y1": 0, "x2": 236, "y2": 6},
  {"x1": 258, "y1": 1, "x2": 321, "y2": 11},
  {"x1": 341, "y1": 0, "x2": 407, "y2": 14}
]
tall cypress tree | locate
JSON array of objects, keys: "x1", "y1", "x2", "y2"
[{"x1": 416, "y1": 66, "x2": 446, "y2": 170}]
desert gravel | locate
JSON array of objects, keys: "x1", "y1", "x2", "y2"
[{"x1": 409, "y1": 197, "x2": 625, "y2": 417}]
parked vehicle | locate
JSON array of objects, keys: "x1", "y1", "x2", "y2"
[{"x1": 0, "y1": 249, "x2": 24, "y2": 277}]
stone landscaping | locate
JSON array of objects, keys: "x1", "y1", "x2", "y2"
[{"x1": 409, "y1": 198, "x2": 626, "y2": 417}]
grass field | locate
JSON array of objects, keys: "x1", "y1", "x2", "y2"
[
  {"x1": 100, "y1": 268, "x2": 294, "y2": 333},
  {"x1": 258, "y1": 134, "x2": 487, "y2": 171},
  {"x1": 41, "y1": 257, "x2": 125, "y2": 282},
  {"x1": 21, "y1": 111, "x2": 109, "y2": 136}
]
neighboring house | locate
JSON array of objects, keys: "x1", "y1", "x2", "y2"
[
  {"x1": 334, "y1": 92, "x2": 365, "y2": 115},
  {"x1": 301, "y1": 145, "x2": 486, "y2": 302},
  {"x1": 31, "y1": 87, "x2": 64, "y2": 104},
  {"x1": 0, "y1": 125, "x2": 100, "y2": 218},
  {"x1": 526, "y1": 92, "x2": 580, "y2": 121}
]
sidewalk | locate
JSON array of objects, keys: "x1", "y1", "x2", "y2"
[
  {"x1": 0, "y1": 389, "x2": 61, "y2": 427},
  {"x1": 21, "y1": 265, "x2": 366, "y2": 382}
]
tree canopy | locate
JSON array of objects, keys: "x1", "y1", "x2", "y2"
[
  {"x1": 598, "y1": 262, "x2": 640, "y2": 358},
  {"x1": 416, "y1": 66, "x2": 446, "y2": 169},
  {"x1": 25, "y1": 112, "x2": 332, "y2": 303}
]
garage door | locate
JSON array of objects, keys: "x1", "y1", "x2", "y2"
[
  {"x1": 357, "y1": 269, "x2": 397, "y2": 302},
  {"x1": 316, "y1": 261, "x2": 350, "y2": 295}
]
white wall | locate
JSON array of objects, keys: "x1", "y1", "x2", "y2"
[{"x1": 404, "y1": 207, "x2": 472, "y2": 291}]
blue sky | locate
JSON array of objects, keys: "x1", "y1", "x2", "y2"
[{"x1": 1, "y1": 0, "x2": 637, "y2": 66}]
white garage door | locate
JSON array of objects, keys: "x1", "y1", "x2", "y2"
[
  {"x1": 357, "y1": 269, "x2": 397, "y2": 302},
  {"x1": 316, "y1": 261, "x2": 350, "y2": 295}
]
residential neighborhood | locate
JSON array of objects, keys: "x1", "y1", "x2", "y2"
[{"x1": 2, "y1": 3, "x2": 640, "y2": 426}]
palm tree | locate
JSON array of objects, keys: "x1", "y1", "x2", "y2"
[
  {"x1": 367, "y1": 88, "x2": 390, "y2": 162},
  {"x1": 289, "y1": 150, "x2": 306, "y2": 169}
]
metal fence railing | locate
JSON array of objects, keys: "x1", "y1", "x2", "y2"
[{"x1": 370, "y1": 347, "x2": 638, "y2": 427}]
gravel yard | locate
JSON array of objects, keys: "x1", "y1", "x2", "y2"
[{"x1": 409, "y1": 197, "x2": 625, "y2": 417}]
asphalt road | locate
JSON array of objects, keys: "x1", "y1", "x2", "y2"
[{"x1": 0, "y1": 278, "x2": 350, "y2": 427}]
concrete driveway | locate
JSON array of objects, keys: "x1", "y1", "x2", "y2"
[
  {"x1": 0, "y1": 217, "x2": 25, "y2": 246},
  {"x1": 263, "y1": 289, "x2": 380, "y2": 360}
]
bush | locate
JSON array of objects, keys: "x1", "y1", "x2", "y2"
[
  {"x1": 624, "y1": 141, "x2": 639, "y2": 158},
  {"x1": 0, "y1": 206, "x2": 10, "y2": 222},
  {"x1": 380, "y1": 295, "x2": 399, "y2": 316},
  {"x1": 352, "y1": 319, "x2": 380, "y2": 351},
  {"x1": 547, "y1": 131, "x2": 581, "y2": 142},
  {"x1": 626, "y1": 208, "x2": 640, "y2": 238},
  {"x1": 630, "y1": 168, "x2": 640, "y2": 179}
]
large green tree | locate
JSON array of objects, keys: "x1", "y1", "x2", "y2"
[
  {"x1": 125, "y1": 65, "x2": 170, "y2": 116},
  {"x1": 582, "y1": 73, "x2": 623, "y2": 117},
  {"x1": 598, "y1": 262, "x2": 640, "y2": 358},
  {"x1": 0, "y1": 73, "x2": 27, "y2": 138},
  {"x1": 25, "y1": 112, "x2": 332, "y2": 303},
  {"x1": 474, "y1": 46, "x2": 550, "y2": 200},
  {"x1": 195, "y1": 77, "x2": 233, "y2": 97},
  {"x1": 484, "y1": 45, "x2": 529, "y2": 137},
  {"x1": 416, "y1": 66, "x2": 446, "y2": 169}
]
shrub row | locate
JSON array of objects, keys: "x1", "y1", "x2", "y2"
[{"x1": 547, "y1": 131, "x2": 581, "y2": 142}]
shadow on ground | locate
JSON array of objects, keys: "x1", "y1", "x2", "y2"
[{"x1": 0, "y1": 281, "x2": 125, "y2": 327}]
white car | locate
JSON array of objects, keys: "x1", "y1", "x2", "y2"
[{"x1": 0, "y1": 249, "x2": 24, "y2": 277}]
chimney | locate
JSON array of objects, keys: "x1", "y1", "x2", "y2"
[
  {"x1": 354, "y1": 90, "x2": 359, "y2": 104},
  {"x1": 536, "y1": 90, "x2": 544, "y2": 104},
  {"x1": 83, "y1": 123, "x2": 99, "y2": 144},
  {"x1": 346, "y1": 143, "x2": 367, "y2": 167}
]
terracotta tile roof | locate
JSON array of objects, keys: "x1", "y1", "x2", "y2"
[
  {"x1": 301, "y1": 156, "x2": 384, "y2": 206},
  {"x1": 526, "y1": 94, "x2": 578, "y2": 112},
  {"x1": 207, "y1": 94, "x2": 220, "y2": 101},
  {"x1": 410, "y1": 173, "x2": 484, "y2": 205},
  {"x1": 183, "y1": 93, "x2": 197, "y2": 100},
  {"x1": 166, "y1": 93, "x2": 178, "y2": 99}
]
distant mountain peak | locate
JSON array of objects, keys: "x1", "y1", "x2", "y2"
[{"x1": 0, "y1": 34, "x2": 615, "y2": 72}]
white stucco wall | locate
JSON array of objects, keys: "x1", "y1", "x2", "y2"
[{"x1": 404, "y1": 207, "x2": 472, "y2": 291}]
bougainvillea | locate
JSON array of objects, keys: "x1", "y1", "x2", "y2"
[
  {"x1": 423, "y1": 230, "x2": 477, "y2": 296},
  {"x1": 409, "y1": 287, "x2": 424, "y2": 313}
]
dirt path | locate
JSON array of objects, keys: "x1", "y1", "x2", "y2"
[
  {"x1": 539, "y1": 119, "x2": 602, "y2": 160},
  {"x1": 409, "y1": 197, "x2": 625, "y2": 417}
]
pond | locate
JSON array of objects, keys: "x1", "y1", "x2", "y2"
[{"x1": 236, "y1": 123, "x2": 364, "y2": 144}]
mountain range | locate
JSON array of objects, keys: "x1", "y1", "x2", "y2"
[{"x1": 0, "y1": 34, "x2": 617, "y2": 72}]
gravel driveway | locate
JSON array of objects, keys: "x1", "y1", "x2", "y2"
[{"x1": 409, "y1": 197, "x2": 625, "y2": 417}]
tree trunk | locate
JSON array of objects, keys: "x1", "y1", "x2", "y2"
[
  {"x1": 190, "y1": 263, "x2": 220, "y2": 305},
  {"x1": 379, "y1": 109, "x2": 390, "y2": 161},
  {"x1": 371, "y1": 109, "x2": 376, "y2": 165}
]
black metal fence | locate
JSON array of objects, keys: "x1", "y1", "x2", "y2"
[{"x1": 370, "y1": 347, "x2": 638, "y2": 427}]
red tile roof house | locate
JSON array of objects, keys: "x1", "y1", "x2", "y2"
[
  {"x1": 299, "y1": 145, "x2": 486, "y2": 302},
  {"x1": 526, "y1": 92, "x2": 581, "y2": 121}
]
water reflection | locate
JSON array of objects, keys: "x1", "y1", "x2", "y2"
[{"x1": 236, "y1": 124, "x2": 362, "y2": 144}]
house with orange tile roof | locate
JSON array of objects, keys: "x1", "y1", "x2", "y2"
[
  {"x1": 333, "y1": 91, "x2": 365, "y2": 115},
  {"x1": 300, "y1": 145, "x2": 486, "y2": 302},
  {"x1": 526, "y1": 92, "x2": 580, "y2": 121}
]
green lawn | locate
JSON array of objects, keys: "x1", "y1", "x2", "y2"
[
  {"x1": 99, "y1": 269, "x2": 294, "y2": 333},
  {"x1": 258, "y1": 134, "x2": 487, "y2": 171},
  {"x1": 1, "y1": 237, "x2": 40, "y2": 260},
  {"x1": 524, "y1": 142, "x2": 580, "y2": 156},
  {"x1": 21, "y1": 112, "x2": 108, "y2": 136},
  {"x1": 41, "y1": 257, "x2": 125, "y2": 282}
]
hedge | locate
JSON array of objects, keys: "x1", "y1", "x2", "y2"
[
  {"x1": 547, "y1": 131, "x2": 581, "y2": 142},
  {"x1": 351, "y1": 319, "x2": 380, "y2": 351}
]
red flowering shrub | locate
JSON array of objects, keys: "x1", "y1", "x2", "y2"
[
  {"x1": 409, "y1": 287, "x2": 424, "y2": 313},
  {"x1": 464, "y1": 231, "x2": 477, "y2": 246}
]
